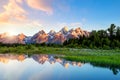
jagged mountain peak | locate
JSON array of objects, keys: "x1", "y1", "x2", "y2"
[
  {"x1": 60, "y1": 26, "x2": 69, "y2": 34},
  {"x1": 75, "y1": 27, "x2": 82, "y2": 32},
  {"x1": 48, "y1": 30, "x2": 56, "y2": 35},
  {"x1": 17, "y1": 33, "x2": 26, "y2": 40},
  {"x1": 0, "y1": 27, "x2": 90, "y2": 44},
  {"x1": 62, "y1": 26, "x2": 69, "y2": 31},
  {"x1": 38, "y1": 30, "x2": 46, "y2": 34},
  {"x1": 18, "y1": 33, "x2": 26, "y2": 37},
  {"x1": 0, "y1": 32, "x2": 11, "y2": 38}
]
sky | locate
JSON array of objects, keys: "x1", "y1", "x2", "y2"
[{"x1": 0, "y1": 0, "x2": 120, "y2": 36}]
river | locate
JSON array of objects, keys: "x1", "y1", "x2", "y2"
[{"x1": 0, "y1": 54, "x2": 120, "y2": 80}]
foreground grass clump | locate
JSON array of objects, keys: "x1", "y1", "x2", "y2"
[
  {"x1": 0, "y1": 46, "x2": 72, "y2": 54},
  {"x1": 0, "y1": 45, "x2": 120, "y2": 55},
  {"x1": 63, "y1": 55, "x2": 120, "y2": 67},
  {"x1": 0, "y1": 45, "x2": 120, "y2": 68}
]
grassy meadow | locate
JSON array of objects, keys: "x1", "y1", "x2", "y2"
[{"x1": 0, "y1": 45, "x2": 120, "y2": 68}]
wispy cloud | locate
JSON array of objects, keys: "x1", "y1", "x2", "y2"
[
  {"x1": 0, "y1": 0, "x2": 53, "y2": 24},
  {"x1": 26, "y1": 0, "x2": 53, "y2": 14},
  {"x1": 0, "y1": 0, "x2": 27, "y2": 23},
  {"x1": 16, "y1": 0, "x2": 23, "y2": 4}
]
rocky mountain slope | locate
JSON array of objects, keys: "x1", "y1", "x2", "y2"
[{"x1": 0, "y1": 27, "x2": 89, "y2": 44}]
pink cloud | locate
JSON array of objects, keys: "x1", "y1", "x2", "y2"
[
  {"x1": 0, "y1": 0, "x2": 27, "y2": 23},
  {"x1": 16, "y1": 0, "x2": 23, "y2": 4},
  {"x1": 0, "y1": 0, "x2": 53, "y2": 23},
  {"x1": 0, "y1": 12, "x2": 9, "y2": 23},
  {"x1": 26, "y1": 0, "x2": 53, "y2": 14}
]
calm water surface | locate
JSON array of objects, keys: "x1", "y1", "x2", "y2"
[{"x1": 0, "y1": 54, "x2": 120, "y2": 80}]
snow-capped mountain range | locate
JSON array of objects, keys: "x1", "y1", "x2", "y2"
[{"x1": 0, "y1": 27, "x2": 89, "y2": 44}]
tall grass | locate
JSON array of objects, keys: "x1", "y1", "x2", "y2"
[
  {"x1": 0, "y1": 46, "x2": 120, "y2": 68},
  {"x1": 63, "y1": 55, "x2": 120, "y2": 67}
]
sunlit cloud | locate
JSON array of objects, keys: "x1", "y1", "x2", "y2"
[
  {"x1": 0, "y1": 0, "x2": 53, "y2": 24},
  {"x1": 16, "y1": 0, "x2": 23, "y2": 4},
  {"x1": 0, "y1": 12, "x2": 9, "y2": 23},
  {"x1": 26, "y1": 0, "x2": 53, "y2": 14},
  {"x1": 0, "y1": 0, "x2": 27, "y2": 23}
]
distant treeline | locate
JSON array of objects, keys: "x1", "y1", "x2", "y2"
[
  {"x1": 63, "y1": 24, "x2": 120, "y2": 49},
  {"x1": 0, "y1": 24, "x2": 120, "y2": 49}
]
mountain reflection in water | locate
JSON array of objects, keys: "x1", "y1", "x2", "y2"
[
  {"x1": 0, "y1": 54, "x2": 83, "y2": 68},
  {"x1": 0, "y1": 54, "x2": 120, "y2": 80}
]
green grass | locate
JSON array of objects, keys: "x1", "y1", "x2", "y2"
[
  {"x1": 63, "y1": 55, "x2": 120, "y2": 67},
  {"x1": 0, "y1": 46, "x2": 120, "y2": 68}
]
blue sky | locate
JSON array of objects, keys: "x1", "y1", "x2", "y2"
[{"x1": 0, "y1": 0, "x2": 120, "y2": 36}]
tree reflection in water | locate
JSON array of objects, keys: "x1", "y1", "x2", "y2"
[
  {"x1": 90, "y1": 62, "x2": 120, "y2": 75},
  {"x1": 0, "y1": 54, "x2": 120, "y2": 75}
]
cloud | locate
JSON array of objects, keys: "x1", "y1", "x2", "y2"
[
  {"x1": 0, "y1": 12, "x2": 9, "y2": 23},
  {"x1": 26, "y1": 0, "x2": 53, "y2": 14},
  {"x1": 16, "y1": 0, "x2": 23, "y2": 4},
  {"x1": 0, "y1": 0, "x2": 27, "y2": 23},
  {"x1": 0, "y1": 0, "x2": 54, "y2": 24}
]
